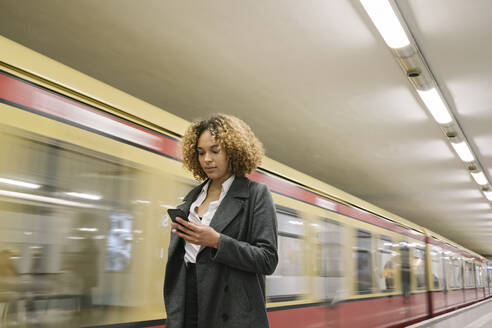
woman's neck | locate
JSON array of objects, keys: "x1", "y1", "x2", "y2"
[{"x1": 209, "y1": 173, "x2": 232, "y2": 193}]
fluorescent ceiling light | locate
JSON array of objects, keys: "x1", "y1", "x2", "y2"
[
  {"x1": 471, "y1": 171, "x2": 488, "y2": 186},
  {"x1": 112, "y1": 229, "x2": 131, "y2": 233},
  {"x1": 66, "y1": 192, "x2": 102, "y2": 201},
  {"x1": 360, "y1": 0, "x2": 410, "y2": 48},
  {"x1": 77, "y1": 227, "x2": 98, "y2": 232},
  {"x1": 133, "y1": 200, "x2": 151, "y2": 204},
  {"x1": 0, "y1": 189, "x2": 96, "y2": 208},
  {"x1": 0, "y1": 177, "x2": 41, "y2": 189},
  {"x1": 484, "y1": 190, "x2": 492, "y2": 201},
  {"x1": 288, "y1": 220, "x2": 304, "y2": 226},
  {"x1": 417, "y1": 88, "x2": 453, "y2": 124},
  {"x1": 451, "y1": 141, "x2": 474, "y2": 162}
]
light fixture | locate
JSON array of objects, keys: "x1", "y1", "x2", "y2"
[
  {"x1": 288, "y1": 220, "x2": 304, "y2": 226},
  {"x1": 77, "y1": 227, "x2": 98, "y2": 232},
  {"x1": 416, "y1": 88, "x2": 453, "y2": 124},
  {"x1": 483, "y1": 190, "x2": 492, "y2": 201},
  {"x1": 451, "y1": 141, "x2": 474, "y2": 162},
  {"x1": 471, "y1": 171, "x2": 488, "y2": 186},
  {"x1": 0, "y1": 177, "x2": 41, "y2": 189},
  {"x1": 66, "y1": 192, "x2": 102, "y2": 201},
  {"x1": 360, "y1": 0, "x2": 410, "y2": 48},
  {"x1": 0, "y1": 189, "x2": 96, "y2": 208},
  {"x1": 133, "y1": 200, "x2": 151, "y2": 204}
]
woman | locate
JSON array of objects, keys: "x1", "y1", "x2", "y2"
[{"x1": 164, "y1": 114, "x2": 278, "y2": 328}]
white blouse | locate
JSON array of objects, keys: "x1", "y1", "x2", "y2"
[{"x1": 184, "y1": 175, "x2": 235, "y2": 264}]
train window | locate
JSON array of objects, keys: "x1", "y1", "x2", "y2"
[
  {"x1": 464, "y1": 261, "x2": 475, "y2": 288},
  {"x1": 454, "y1": 258, "x2": 463, "y2": 288},
  {"x1": 266, "y1": 206, "x2": 307, "y2": 302},
  {"x1": 319, "y1": 219, "x2": 342, "y2": 277},
  {"x1": 316, "y1": 218, "x2": 343, "y2": 302},
  {"x1": 475, "y1": 264, "x2": 483, "y2": 287},
  {"x1": 0, "y1": 127, "x2": 188, "y2": 326},
  {"x1": 430, "y1": 247, "x2": 443, "y2": 289},
  {"x1": 446, "y1": 255, "x2": 458, "y2": 289},
  {"x1": 445, "y1": 256, "x2": 452, "y2": 289},
  {"x1": 377, "y1": 236, "x2": 394, "y2": 292},
  {"x1": 355, "y1": 229, "x2": 373, "y2": 294},
  {"x1": 413, "y1": 247, "x2": 426, "y2": 290},
  {"x1": 400, "y1": 243, "x2": 411, "y2": 297}
]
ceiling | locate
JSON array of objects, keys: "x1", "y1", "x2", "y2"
[{"x1": 1, "y1": 0, "x2": 491, "y2": 255}]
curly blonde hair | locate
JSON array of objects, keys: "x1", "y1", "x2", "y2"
[{"x1": 181, "y1": 114, "x2": 264, "y2": 181}]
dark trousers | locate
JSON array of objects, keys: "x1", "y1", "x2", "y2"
[{"x1": 184, "y1": 263, "x2": 198, "y2": 328}]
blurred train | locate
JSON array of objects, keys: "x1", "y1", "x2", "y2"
[{"x1": 0, "y1": 36, "x2": 491, "y2": 328}]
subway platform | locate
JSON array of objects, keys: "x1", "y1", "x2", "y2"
[{"x1": 408, "y1": 298, "x2": 492, "y2": 328}]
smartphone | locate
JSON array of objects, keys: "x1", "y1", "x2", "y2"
[{"x1": 167, "y1": 208, "x2": 188, "y2": 223}]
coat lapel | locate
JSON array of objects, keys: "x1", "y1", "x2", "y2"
[
  {"x1": 167, "y1": 180, "x2": 208, "y2": 261},
  {"x1": 208, "y1": 176, "x2": 249, "y2": 236},
  {"x1": 169, "y1": 177, "x2": 250, "y2": 259}
]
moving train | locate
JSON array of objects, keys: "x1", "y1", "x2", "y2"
[{"x1": 0, "y1": 36, "x2": 491, "y2": 328}]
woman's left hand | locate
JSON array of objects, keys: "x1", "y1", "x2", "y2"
[{"x1": 172, "y1": 218, "x2": 221, "y2": 248}]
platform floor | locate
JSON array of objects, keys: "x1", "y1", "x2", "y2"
[{"x1": 407, "y1": 298, "x2": 492, "y2": 328}]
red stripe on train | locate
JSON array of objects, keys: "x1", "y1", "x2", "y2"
[
  {"x1": 1, "y1": 71, "x2": 425, "y2": 242},
  {"x1": 88, "y1": 292, "x2": 490, "y2": 327},
  {"x1": 248, "y1": 171, "x2": 425, "y2": 241},
  {"x1": 0, "y1": 73, "x2": 180, "y2": 159},
  {"x1": 428, "y1": 236, "x2": 482, "y2": 261}
]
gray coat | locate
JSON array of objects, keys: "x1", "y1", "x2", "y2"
[{"x1": 164, "y1": 176, "x2": 278, "y2": 328}]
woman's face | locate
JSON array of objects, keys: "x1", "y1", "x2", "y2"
[{"x1": 197, "y1": 129, "x2": 231, "y2": 181}]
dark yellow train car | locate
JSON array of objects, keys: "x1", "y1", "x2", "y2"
[
  {"x1": 0, "y1": 36, "x2": 489, "y2": 328},
  {"x1": 424, "y1": 229, "x2": 488, "y2": 317}
]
